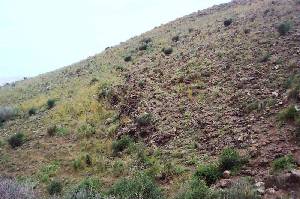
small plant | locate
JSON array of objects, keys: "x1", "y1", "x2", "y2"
[
  {"x1": 108, "y1": 172, "x2": 164, "y2": 199},
  {"x1": 28, "y1": 107, "x2": 37, "y2": 116},
  {"x1": 136, "y1": 112, "x2": 153, "y2": 126},
  {"x1": 68, "y1": 177, "x2": 102, "y2": 198},
  {"x1": 0, "y1": 106, "x2": 16, "y2": 123},
  {"x1": 175, "y1": 178, "x2": 217, "y2": 199},
  {"x1": 219, "y1": 148, "x2": 243, "y2": 172},
  {"x1": 277, "y1": 105, "x2": 298, "y2": 122},
  {"x1": 47, "y1": 125, "x2": 57, "y2": 136},
  {"x1": 124, "y1": 55, "x2": 132, "y2": 62},
  {"x1": 47, "y1": 180, "x2": 62, "y2": 195},
  {"x1": 272, "y1": 155, "x2": 296, "y2": 173},
  {"x1": 220, "y1": 178, "x2": 260, "y2": 199},
  {"x1": 73, "y1": 158, "x2": 83, "y2": 171},
  {"x1": 112, "y1": 160, "x2": 126, "y2": 177},
  {"x1": 85, "y1": 154, "x2": 92, "y2": 166},
  {"x1": 8, "y1": 132, "x2": 25, "y2": 148},
  {"x1": 0, "y1": 178, "x2": 36, "y2": 199},
  {"x1": 194, "y1": 163, "x2": 221, "y2": 186},
  {"x1": 141, "y1": 37, "x2": 152, "y2": 44},
  {"x1": 89, "y1": 77, "x2": 99, "y2": 85},
  {"x1": 38, "y1": 161, "x2": 60, "y2": 183},
  {"x1": 278, "y1": 21, "x2": 292, "y2": 36},
  {"x1": 162, "y1": 47, "x2": 173, "y2": 55},
  {"x1": 139, "y1": 44, "x2": 148, "y2": 51},
  {"x1": 259, "y1": 53, "x2": 271, "y2": 63},
  {"x1": 224, "y1": 18, "x2": 233, "y2": 27},
  {"x1": 112, "y1": 135, "x2": 133, "y2": 155},
  {"x1": 77, "y1": 123, "x2": 96, "y2": 138},
  {"x1": 172, "y1": 35, "x2": 180, "y2": 42},
  {"x1": 47, "y1": 99, "x2": 56, "y2": 109}
]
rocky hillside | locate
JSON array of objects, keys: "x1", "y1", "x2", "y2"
[{"x1": 0, "y1": 0, "x2": 300, "y2": 198}]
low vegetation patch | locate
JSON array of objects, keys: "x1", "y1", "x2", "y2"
[
  {"x1": 277, "y1": 105, "x2": 298, "y2": 122},
  {"x1": 47, "y1": 180, "x2": 62, "y2": 195},
  {"x1": 175, "y1": 178, "x2": 217, "y2": 199},
  {"x1": 108, "y1": 172, "x2": 164, "y2": 199},
  {"x1": 219, "y1": 148, "x2": 245, "y2": 172},
  {"x1": 0, "y1": 106, "x2": 16, "y2": 123},
  {"x1": 136, "y1": 112, "x2": 153, "y2": 126},
  {"x1": 124, "y1": 55, "x2": 132, "y2": 62},
  {"x1": 47, "y1": 99, "x2": 56, "y2": 109},
  {"x1": 0, "y1": 178, "x2": 36, "y2": 199},
  {"x1": 220, "y1": 178, "x2": 260, "y2": 199},
  {"x1": 28, "y1": 107, "x2": 37, "y2": 116},
  {"x1": 162, "y1": 47, "x2": 173, "y2": 55},
  {"x1": 224, "y1": 18, "x2": 233, "y2": 27},
  {"x1": 111, "y1": 135, "x2": 134, "y2": 155},
  {"x1": 278, "y1": 21, "x2": 292, "y2": 36},
  {"x1": 8, "y1": 132, "x2": 25, "y2": 148},
  {"x1": 272, "y1": 155, "x2": 296, "y2": 173},
  {"x1": 194, "y1": 163, "x2": 221, "y2": 186}
]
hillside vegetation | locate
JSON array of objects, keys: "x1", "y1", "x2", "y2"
[{"x1": 0, "y1": 0, "x2": 300, "y2": 198}]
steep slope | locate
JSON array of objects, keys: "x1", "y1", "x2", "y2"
[{"x1": 0, "y1": 0, "x2": 300, "y2": 198}]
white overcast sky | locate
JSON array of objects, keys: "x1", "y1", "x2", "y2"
[{"x1": 0, "y1": 0, "x2": 230, "y2": 83}]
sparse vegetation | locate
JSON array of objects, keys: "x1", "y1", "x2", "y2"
[
  {"x1": 8, "y1": 132, "x2": 25, "y2": 148},
  {"x1": 272, "y1": 155, "x2": 296, "y2": 173},
  {"x1": 259, "y1": 53, "x2": 271, "y2": 63},
  {"x1": 278, "y1": 21, "x2": 292, "y2": 35},
  {"x1": 47, "y1": 180, "x2": 62, "y2": 195},
  {"x1": 139, "y1": 44, "x2": 148, "y2": 51}
]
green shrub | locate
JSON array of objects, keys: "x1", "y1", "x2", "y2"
[
  {"x1": 28, "y1": 107, "x2": 37, "y2": 116},
  {"x1": 38, "y1": 161, "x2": 60, "y2": 183},
  {"x1": 194, "y1": 164, "x2": 221, "y2": 186},
  {"x1": 108, "y1": 172, "x2": 164, "y2": 199},
  {"x1": 136, "y1": 112, "x2": 153, "y2": 126},
  {"x1": 219, "y1": 148, "x2": 243, "y2": 172},
  {"x1": 85, "y1": 154, "x2": 92, "y2": 166},
  {"x1": 162, "y1": 47, "x2": 173, "y2": 55},
  {"x1": 172, "y1": 35, "x2": 180, "y2": 42},
  {"x1": 112, "y1": 160, "x2": 126, "y2": 177},
  {"x1": 112, "y1": 136, "x2": 133, "y2": 155},
  {"x1": 272, "y1": 155, "x2": 296, "y2": 173},
  {"x1": 47, "y1": 99, "x2": 56, "y2": 109},
  {"x1": 8, "y1": 132, "x2": 25, "y2": 148},
  {"x1": 220, "y1": 178, "x2": 259, "y2": 199},
  {"x1": 175, "y1": 178, "x2": 217, "y2": 199},
  {"x1": 77, "y1": 123, "x2": 96, "y2": 138},
  {"x1": 278, "y1": 22, "x2": 292, "y2": 36},
  {"x1": 0, "y1": 106, "x2": 16, "y2": 123},
  {"x1": 67, "y1": 178, "x2": 102, "y2": 198},
  {"x1": 224, "y1": 18, "x2": 233, "y2": 27},
  {"x1": 47, "y1": 180, "x2": 62, "y2": 195},
  {"x1": 124, "y1": 55, "x2": 132, "y2": 62},
  {"x1": 277, "y1": 106, "x2": 298, "y2": 122},
  {"x1": 139, "y1": 44, "x2": 148, "y2": 51},
  {"x1": 47, "y1": 125, "x2": 57, "y2": 136},
  {"x1": 141, "y1": 37, "x2": 152, "y2": 44},
  {"x1": 73, "y1": 158, "x2": 83, "y2": 171}
]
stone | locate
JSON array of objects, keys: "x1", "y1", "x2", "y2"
[
  {"x1": 219, "y1": 179, "x2": 233, "y2": 188},
  {"x1": 223, "y1": 170, "x2": 231, "y2": 179},
  {"x1": 255, "y1": 181, "x2": 265, "y2": 194}
]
